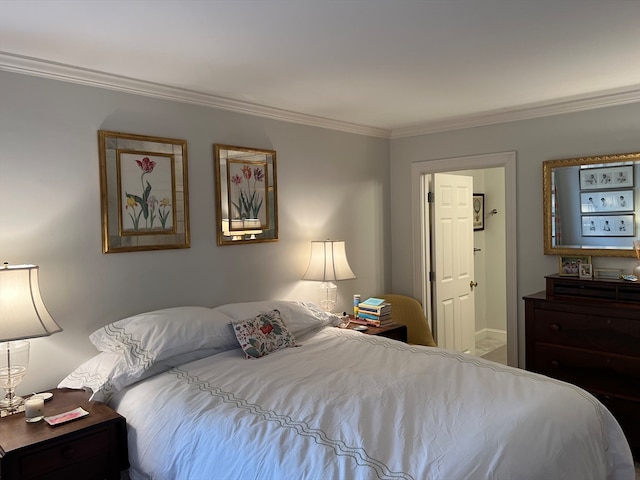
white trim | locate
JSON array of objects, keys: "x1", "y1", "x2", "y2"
[
  {"x1": 392, "y1": 86, "x2": 640, "y2": 138},
  {"x1": 411, "y1": 152, "x2": 518, "y2": 367},
  {"x1": 0, "y1": 52, "x2": 390, "y2": 139},
  {"x1": 1, "y1": 52, "x2": 638, "y2": 139},
  {"x1": 475, "y1": 328, "x2": 507, "y2": 344}
]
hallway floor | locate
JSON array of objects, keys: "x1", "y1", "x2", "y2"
[{"x1": 477, "y1": 337, "x2": 507, "y2": 365}]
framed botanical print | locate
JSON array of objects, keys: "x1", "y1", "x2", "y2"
[
  {"x1": 98, "y1": 130, "x2": 190, "y2": 253},
  {"x1": 214, "y1": 144, "x2": 278, "y2": 245}
]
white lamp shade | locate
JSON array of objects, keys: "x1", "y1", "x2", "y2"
[
  {"x1": 302, "y1": 241, "x2": 356, "y2": 281},
  {"x1": 0, "y1": 264, "x2": 62, "y2": 342}
]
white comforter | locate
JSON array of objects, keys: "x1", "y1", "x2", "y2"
[{"x1": 110, "y1": 327, "x2": 634, "y2": 480}]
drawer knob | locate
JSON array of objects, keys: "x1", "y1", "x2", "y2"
[
  {"x1": 61, "y1": 446, "x2": 75, "y2": 459},
  {"x1": 550, "y1": 360, "x2": 560, "y2": 369},
  {"x1": 550, "y1": 324, "x2": 561, "y2": 332}
]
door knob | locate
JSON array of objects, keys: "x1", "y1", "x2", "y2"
[{"x1": 470, "y1": 281, "x2": 478, "y2": 290}]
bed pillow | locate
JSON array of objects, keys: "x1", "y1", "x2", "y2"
[
  {"x1": 216, "y1": 301, "x2": 338, "y2": 337},
  {"x1": 89, "y1": 306, "x2": 238, "y2": 374},
  {"x1": 58, "y1": 347, "x2": 228, "y2": 402},
  {"x1": 232, "y1": 309, "x2": 300, "y2": 359}
]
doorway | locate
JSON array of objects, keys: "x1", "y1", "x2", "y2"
[{"x1": 410, "y1": 152, "x2": 518, "y2": 367}]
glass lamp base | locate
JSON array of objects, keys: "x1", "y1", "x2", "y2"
[
  {"x1": 0, "y1": 394, "x2": 25, "y2": 412},
  {"x1": 319, "y1": 281, "x2": 338, "y2": 312}
]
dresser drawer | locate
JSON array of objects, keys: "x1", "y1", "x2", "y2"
[
  {"x1": 533, "y1": 309, "x2": 640, "y2": 356},
  {"x1": 532, "y1": 343, "x2": 640, "y2": 399},
  {"x1": 19, "y1": 428, "x2": 111, "y2": 479}
]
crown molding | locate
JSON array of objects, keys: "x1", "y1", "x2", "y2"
[
  {"x1": 2, "y1": 52, "x2": 638, "y2": 141},
  {"x1": 391, "y1": 86, "x2": 640, "y2": 139},
  {"x1": 0, "y1": 52, "x2": 391, "y2": 139}
]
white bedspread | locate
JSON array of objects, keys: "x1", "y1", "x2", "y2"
[{"x1": 110, "y1": 327, "x2": 634, "y2": 480}]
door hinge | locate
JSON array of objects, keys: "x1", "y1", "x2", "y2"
[
  {"x1": 427, "y1": 191, "x2": 434, "y2": 203},
  {"x1": 429, "y1": 271, "x2": 435, "y2": 282}
]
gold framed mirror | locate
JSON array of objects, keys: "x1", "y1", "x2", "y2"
[
  {"x1": 214, "y1": 144, "x2": 278, "y2": 246},
  {"x1": 543, "y1": 152, "x2": 640, "y2": 257}
]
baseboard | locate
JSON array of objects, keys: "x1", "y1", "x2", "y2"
[{"x1": 475, "y1": 328, "x2": 507, "y2": 344}]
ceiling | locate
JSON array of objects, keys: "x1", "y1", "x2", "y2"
[{"x1": 1, "y1": 0, "x2": 639, "y2": 138}]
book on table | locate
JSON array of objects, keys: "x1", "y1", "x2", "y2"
[
  {"x1": 357, "y1": 312, "x2": 393, "y2": 327},
  {"x1": 358, "y1": 297, "x2": 391, "y2": 315}
]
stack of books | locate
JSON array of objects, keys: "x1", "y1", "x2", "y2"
[{"x1": 356, "y1": 297, "x2": 392, "y2": 327}]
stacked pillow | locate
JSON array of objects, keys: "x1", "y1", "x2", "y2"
[{"x1": 59, "y1": 301, "x2": 338, "y2": 401}]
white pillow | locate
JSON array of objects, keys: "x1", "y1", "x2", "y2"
[
  {"x1": 214, "y1": 301, "x2": 338, "y2": 337},
  {"x1": 89, "y1": 306, "x2": 238, "y2": 374},
  {"x1": 58, "y1": 347, "x2": 228, "y2": 402}
]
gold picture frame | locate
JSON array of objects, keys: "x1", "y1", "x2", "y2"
[
  {"x1": 98, "y1": 130, "x2": 190, "y2": 253},
  {"x1": 214, "y1": 144, "x2": 278, "y2": 245},
  {"x1": 558, "y1": 255, "x2": 591, "y2": 276}
]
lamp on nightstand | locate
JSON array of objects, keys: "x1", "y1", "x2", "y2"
[
  {"x1": 302, "y1": 240, "x2": 356, "y2": 312},
  {"x1": 0, "y1": 263, "x2": 62, "y2": 412}
]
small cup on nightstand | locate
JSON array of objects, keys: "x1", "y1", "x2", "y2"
[{"x1": 24, "y1": 395, "x2": 45, "y2": 423}]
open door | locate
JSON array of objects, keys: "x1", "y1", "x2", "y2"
[{"x1": 432, "y1": 173, "x2": 476, "y2": 354}]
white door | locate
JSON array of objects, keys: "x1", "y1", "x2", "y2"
[{"x1": 432, "y1": 173, "x2": 476, "y2": 354}]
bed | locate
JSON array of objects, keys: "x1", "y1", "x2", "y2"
[{"x1": 59, "y1": 301, "x2": 635, "y2": 480}]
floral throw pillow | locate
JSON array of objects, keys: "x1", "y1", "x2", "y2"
[{"x1": 232, "y1": 309, "x2": 300, "y2": 359}]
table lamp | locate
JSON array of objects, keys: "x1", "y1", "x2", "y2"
[
  {"x1": 302, "y1": 240, "x2": 356, "y2": 312},
  {"x1": 0, "y1": 263, "x2": 62, "y2": 412}
]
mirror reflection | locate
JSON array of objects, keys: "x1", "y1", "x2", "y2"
[
  {"x1": 543, "y1": 152, "x2": 640, "y2": 257},
  {"x1": 214, "y1": 144, "x2": 278, "y2": 246}
]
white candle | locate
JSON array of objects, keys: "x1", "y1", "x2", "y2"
[{"x1": 25, "y1": 396, "x2": 44, "y2": 422}]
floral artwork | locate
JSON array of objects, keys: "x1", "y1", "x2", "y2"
[
  {"x1": 214, "y1": 144, "x2": 278, "y2": 246},
  {"x1": 120, "y1": 153, "x2": 174, "y2": 232},
  {"x1": 228, "y1": 161, "x2": 266, "y2": 225},
  {"x1": 98, "y1": 130, "x2": 190, "y2": 253}
]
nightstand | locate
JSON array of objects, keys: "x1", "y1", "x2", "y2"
[
  {"x1": 349, "y1": 322, "x2": 408, "y2": 343},
  {"x1": 0, "y1": 388, "x2": 128, "y2": 480}
]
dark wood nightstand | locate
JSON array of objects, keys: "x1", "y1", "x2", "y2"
[
  {"x1": 0, "y1": 388, "x2": 128, "y2": 480},
  {"x1": 349, "y1": 322, "x2": 408, "y2": 343}
]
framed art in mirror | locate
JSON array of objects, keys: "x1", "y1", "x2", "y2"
[
  {"x1": 214, "y1": 144, "x2": 278, "y2": 246},
  {"x1": 543, "y1": 152, "x2": 640, "y2": 257},
  {"x1": 98, "y1": 130, "x2": 190, "y2": 253}
]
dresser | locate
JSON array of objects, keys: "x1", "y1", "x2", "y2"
[{"x1": 524, "y1": 274, "x2": 640, "y2": 458}]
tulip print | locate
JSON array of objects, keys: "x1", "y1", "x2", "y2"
[
  {"x1": 230, "y1": 164, "x2": 265, "y2": 221},
  {"x1": 125, "y1": 157, "x2": 160, "y2": 230}
]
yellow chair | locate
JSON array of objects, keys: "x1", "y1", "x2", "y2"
[{"x1": 375, "y1": 294, "x2": 437, "y2": 346}]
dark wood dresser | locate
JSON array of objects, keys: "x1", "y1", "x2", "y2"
[{"x1": 524, "y1": 274, "x2": 640, "y2": 458}]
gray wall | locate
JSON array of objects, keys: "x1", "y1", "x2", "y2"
[
  {"x1": 2, "y1": 68, "x2": 639, "y2": 391},
  {"x1": 0, "y1": 71, "x2": 391, "y2": 393},
  {"x1": 390, "y1": 103, "x2": 640, "y2": 364}
]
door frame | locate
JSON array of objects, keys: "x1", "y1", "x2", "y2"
[{"x1": 411, "y1": 151, "x2": 518, "y2": 366}]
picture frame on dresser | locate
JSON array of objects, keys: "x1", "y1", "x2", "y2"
[
  {"x1": 558, "y1": 255, "x2": 591, "y2": 276},
  {"x1": 578, "y1": 263, "x2": 592, "y2": 279}
]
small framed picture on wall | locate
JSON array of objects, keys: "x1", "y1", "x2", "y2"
[{"x1": 473, "y1": 194, "x2": 484, "y2": 231}]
